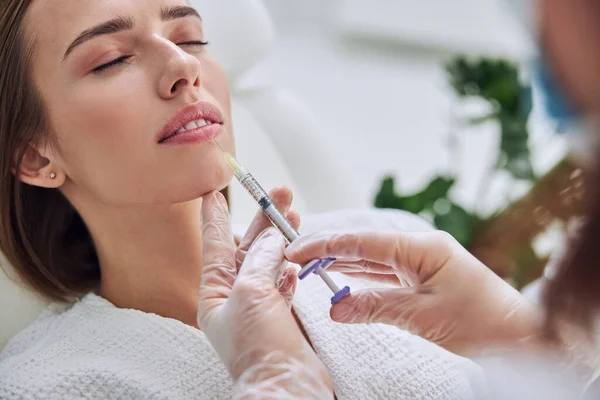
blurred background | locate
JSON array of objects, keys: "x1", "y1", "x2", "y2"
[{"x1": 249, "y1": 0, "x2": 563, "y2": 206}]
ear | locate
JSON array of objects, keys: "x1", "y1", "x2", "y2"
[{"x1": 14, "y1": 144, "x2": 66, "y2": 189}]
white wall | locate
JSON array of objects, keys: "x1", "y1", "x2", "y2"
[{"x1": 247, "y1": 0, "x2": 564, "y2": 212}]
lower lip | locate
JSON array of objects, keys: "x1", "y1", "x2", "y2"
[{"x1": 159, "y1": 124, "x2": 222, "y2": 145}]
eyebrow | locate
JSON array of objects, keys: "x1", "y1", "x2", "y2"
[
  {"x1": 63, "y1": 6, "x2": 202, "y2": 61},
  {"x1": 161, "y1": 5, "x2": 201, "y2": 22}
]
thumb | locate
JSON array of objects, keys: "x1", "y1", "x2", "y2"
[
  {"x1": 237, "y1": 228, "x2": 287, "y2": 285},
  {"x1": 330, "y1": 287, "x2": 421, "y2": 327},
  {"x1": 198, "y1": 191, "x2": 236, "y2": 327}
]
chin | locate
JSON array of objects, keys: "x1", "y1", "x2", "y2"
[
  {"x1": 186, "y1": 166, "x2": 233, "y2": 202},
  {"x1": 152, "y1": 147, "x2": 234, "y2": 204},
  {"x1": 215, "y1": 169, "x2": 234, "y2": 193}
]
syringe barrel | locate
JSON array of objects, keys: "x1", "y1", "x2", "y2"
[
  {"x1": 238, "y1": 173, "x2": 300, "y2": 243},
  {"x1": 239, "y1": 174, "x2": 269, "y2": 202}
]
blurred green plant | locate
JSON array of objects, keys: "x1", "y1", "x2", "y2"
[
  {"x1": 374, "y1": 175, "x2": 480, "y2": 246},
  {"x1": 448, "y1": 58, "x2": 535, "y2": 180},
  {"x1": 375, "y1": 57, "x2": 534, "y2": 249},
  {"x1": 375, "y1": 57, "x2": 587, "y2": 290}
]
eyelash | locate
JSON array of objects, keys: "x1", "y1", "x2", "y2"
[{"x1": 92, "y1": 41, "x2": 209, "y2": 74}]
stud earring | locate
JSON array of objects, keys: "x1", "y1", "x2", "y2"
[{"x1": 49, "y1": 172, "x2": 56, "y2": 180}]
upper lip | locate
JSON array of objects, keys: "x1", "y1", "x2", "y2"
[{"x1": 158, "y1": 101, "x2": 224, "y2": 143}]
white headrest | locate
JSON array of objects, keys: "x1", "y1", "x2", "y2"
[
  {"x1": 190, "y1": 0, "x2": 275, "y2": 81},
  {"x1": 0, "y1": 257, "x2": 48, "y2": 350}
]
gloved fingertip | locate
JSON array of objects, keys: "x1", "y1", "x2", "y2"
[
  {"x1": 271, "y1": 185, "x2": 292, "y2": 198},
  {"x1": 249, "y1": 228, "x2": 285, "y2": 255},
  {"x1": 283, "y1": 233, "x2": 317, "y2": 259},
  {"x1": 269, "y1": 186, "x2": 293, "y2": 210},
  {"x1": 256, "y1": 227, "x2": 278, "y2": 241},
  {"x1": 202, "y1": 191, "x2": 227, "y2": 218},
  {"x1": 287, "y1": 210, "x2": 301, "y2": 230},
  {"x1": 283, "y1": 242, "x2": 301, "y2": 259},
  {"x1": 279, "y1": 268, "x2": 297, "y2": 294},
  {"x1": 215, "y1": 190, "x2": 227, "y2": 206},
  {"x1": 329, "y1": 299, "x2": 355, "y2": 323}
]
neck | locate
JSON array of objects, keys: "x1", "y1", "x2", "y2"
[{"x1": 82, "y1": 198, "x2": 205, "y2": 327}]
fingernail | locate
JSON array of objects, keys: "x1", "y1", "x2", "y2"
[
  {"x1": 278, "y1": 267, "x2": 293, "y2": 289},
  {"x1": 215, "y1": 191, "x2": 227, "y2": 207}
]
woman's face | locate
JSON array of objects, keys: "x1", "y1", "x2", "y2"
[{"x1": 24, "y1": 0, "x2": 234, "y2": 205}]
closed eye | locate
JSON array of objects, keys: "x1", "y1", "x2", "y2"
[
  {"x1": 92, "y1": 55, "x2": 132, "y2": 74},
  {"x1": 91, "y1": 42, "x2": 208, "y2": 74},
  {"x1": 178, "y1": 40, "x2": 209, "y2": 47}
]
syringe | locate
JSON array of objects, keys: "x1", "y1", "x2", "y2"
[{"x1": 214, "y1": 139, "x2": 350, "y2": 305}]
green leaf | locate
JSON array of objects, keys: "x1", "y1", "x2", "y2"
[
  {"x1": 374, "y1": 176, "x2": 456, "y2": 214},
  {"x1": 446, "y1": 57, "x2": 531, "y2": 119},
  {"x1": 417, "y1": 177, "x2": 456, "y2": 209},
  {"x1": 433, "y1": 203, "x2": 478, "y2": 247},
  {"x1": 374, "y1": 176, "x2": 404, "y2": 210},
  {"x1": 497, "y1": 117, "x2": 536, "y2": 180},
  {"x1": 481, "y1": 77, "x2": 519, "y2": 110},
  {"x1": 374, "y1": 177, "x2": 478, "y2": 247}
]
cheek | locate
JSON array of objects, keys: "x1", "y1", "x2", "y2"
[
  {"x1": 48, "y1": 73, "x2": 152, "y2": 160},
  {"x1": 42, "y1": 72, "x2": 158, "y2": 196},
  {"x1": 64, "y1": 77, "x2": 148, "y2": 134}
]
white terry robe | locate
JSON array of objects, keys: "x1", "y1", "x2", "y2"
[{"x1": 0, "y1": 210, "x2": 485, "y2": 399}]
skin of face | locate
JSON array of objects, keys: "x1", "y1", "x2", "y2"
[{"x1": 22, "y1": 0, "x2": 234, "y2": 206}]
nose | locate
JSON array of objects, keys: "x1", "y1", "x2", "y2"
[{"x1": 158, "y1": 42, "x2": 202, "y2": 100}]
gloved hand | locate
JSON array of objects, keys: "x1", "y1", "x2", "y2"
[
  {"x1": 286, "y1": 229, "x2": 543, "y2": 356},
  {"x1": 198, "y1": 191, "x2": 333, "y2": 399},
  {"x1": 234, "y1": 186, "x2": 301, "y2": 307}
]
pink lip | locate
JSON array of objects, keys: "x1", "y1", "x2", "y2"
[{"x1": 158, "y1": 101, "x2": 224, "y2": 144}]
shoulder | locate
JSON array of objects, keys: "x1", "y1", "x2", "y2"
[
  {"x1": 0, "y1": 359, "x2": 178, "y2": 400},
  {"x1": 0, "y1": 301, "x2": 68, "y2": 362},
  {"x1": 0, "y1": 293, "x2": 234, "y2": 399},
  {"x1": 0, "y1": 298, "x2": 121, "y2": 399}
]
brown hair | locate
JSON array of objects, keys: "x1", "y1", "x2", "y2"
[
  {"x1": 0, "y1": 0, "x2": 101, "y2": 302},
  {"x1": 544, "y1": 171, "x2": 600, "y2": 332},
  {"x1": 539, "y1": 0, "x2": 600, "y2": 334},
  {"x1": 0, "y1": 0, "x2": 228, "y2": 303}
]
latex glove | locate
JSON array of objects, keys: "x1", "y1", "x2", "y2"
[
  {"x1": 234, "y1": 187, "x2": 300, "y2": 307},
  {"x1": 198, "y1": 191, "x2": 333, "y2": 399},
  {"x1": 286, "y1": 229, "x2": 543, "y2": 356}
]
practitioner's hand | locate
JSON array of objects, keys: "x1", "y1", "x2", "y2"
[
  {"x1": 286, "y1": 229, "x2": 543, "y2": 356},
  {"x1": 198, "y1": 191, "x2": 333, "y2": 399},
  {"x1": 235, "y1": 186, "x2": 300, "y2": 307}
]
